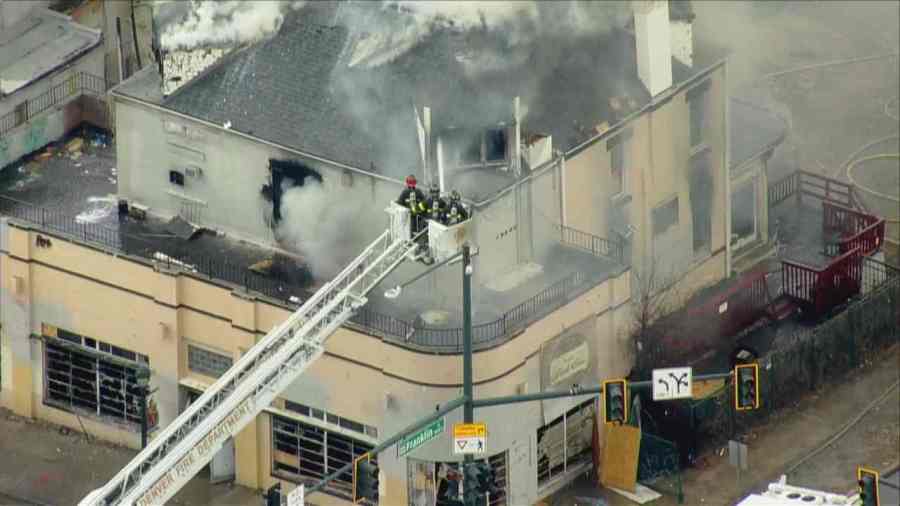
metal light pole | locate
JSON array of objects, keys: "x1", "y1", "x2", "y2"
[
  {"x1": 135, "y1": 367, "x2": 151, "y2": 449},
  {"x1": 461, "y1": 244, "x2": 475, "y2": 506}
]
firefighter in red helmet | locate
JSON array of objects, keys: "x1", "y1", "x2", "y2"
[{"x1": 396, "y1": 174, "x2": 429, "y2": 252}]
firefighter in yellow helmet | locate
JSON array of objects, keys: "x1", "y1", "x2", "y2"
[{"x1": 445, "y1": 189, "x2": 469, "y2": 225}]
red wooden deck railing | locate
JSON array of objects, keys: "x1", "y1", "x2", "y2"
[
  {"x1": 658, "y1": 266, "x2": 772, "y2": 355},
  {"x1": 768, "y1": 170, "x2": 869, "y2": 212},
  {"x1": 823, "y1": 201, "x2": 885, "y2": 256},
  {"x1": 839, "y1": 220, "x2": 885, "y2": 256},
  {"x1": 782, "y1": 247, "x2": 862, "y2": 317}
]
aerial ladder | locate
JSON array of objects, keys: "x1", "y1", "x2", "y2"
[{"x1": 77, "y1": 204, "x2": 435, "y2": 506}]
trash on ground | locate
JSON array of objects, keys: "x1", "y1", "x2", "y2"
[{"x1": 66, "y1": 137, "x2": 84, "y2": 153}]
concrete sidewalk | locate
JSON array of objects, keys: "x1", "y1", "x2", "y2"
[
  {"x1": 544, "y1": 344, "x2": 900, "y2": 506},
  {"x1": 0, "y1": 409, "x2": 261, "y2": 506}
]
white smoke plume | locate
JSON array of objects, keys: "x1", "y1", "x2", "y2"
[
  {"x1": 340, "y1": 0, "x2": 630, "y2": 68},
  {"x1": 277, "y1": 179, "x2": 376, "y2": 279},
  {"x1": 159, "y1": 0, "x2": 306, "y2": 50}
]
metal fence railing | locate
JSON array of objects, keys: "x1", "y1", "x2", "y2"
[
  {"x1": 0, "y1": 71, "x2": 108, "y2": 137},
  {"x1": 1, "y1": 196, "x2": 623, "y2": 352},
  {"x1": 557, "y1": 224, "x2": 626, "y2": 264},
  {"x1": 350, "y1": 269, "x2": 599, "y2": 352}
]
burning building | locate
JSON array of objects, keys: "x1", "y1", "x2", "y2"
[{"x1": 69, "y1": 0, "x2": 740, "y2": 503}]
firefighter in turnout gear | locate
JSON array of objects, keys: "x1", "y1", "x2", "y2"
[
  {"x1": 396, "y1": 175, "x2": 432, "y2": 260},
  {"x1": 445, "y1": 190, "x2": 469, "y2": 225},
  {"x1": 397, "y1": 174, "x2": 427, "y2": 235},
  {"x1": 426, "y1": 184, "x2": 448, "y2": 224}
]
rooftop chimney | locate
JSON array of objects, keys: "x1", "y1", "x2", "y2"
[
  {"x1": 633, "y1": 0, "x2": 673, "y2": 97},
  {"x1": 669, "y1": 0, "x2": 695, "y2": 67}
]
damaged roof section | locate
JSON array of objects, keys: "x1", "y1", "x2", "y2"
[
  {"x1": 0, "y1": 7, "x2": 101, "y2": 96},
  {"x1": 119, "y1": 1, "x2": 718, "y2": 185}
]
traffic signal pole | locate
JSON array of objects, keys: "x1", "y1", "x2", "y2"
[
  {"x1": 306, "y1": 396, "x2": 467, "y2": 495},
  {"x1": 462, "y1": 245, "x2": 476, "y2": 506},
  {"x1": 472, "y1": 371, "x2": 735, "y2": 408}
]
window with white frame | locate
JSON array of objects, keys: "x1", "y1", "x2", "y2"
[
  {"x1": 271, "y1": 414, "x2": 375, "y2": 502},
  {"x1": 731, "y1": 178, "x2": 758, "y2": 248},
  {"x1": 536, "y1": 398, "x2": 596, "y2": 487},
  {"x1": 652, "y1": 197, "x2": 680, "y2": 237},
  {"x1": 42, "y1": 325, "x2": 150, "y2": 427}
]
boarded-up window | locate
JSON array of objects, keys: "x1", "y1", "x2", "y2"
[{"x1": 653, "y1": 197, "x2": 679, "y2": 236}]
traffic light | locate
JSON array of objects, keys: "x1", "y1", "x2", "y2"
[
  {"x1": 353, "y1": 454, "x2": 379, "y2": 503},
  {"x1": 264, "y1": 483, "x2": 281, "y2": 506},
  {"x1": 475, "y1": 461, "x2": 501, "y2": 495},
  {"x1": 857, "y1": 466, "x2": 880, "y2": 506},
  {"x1": 734, "y1": 363, "x2": 759, "y2": 411},
  {"x1": 603, "y1": 379, "x2": 628, "y2": 425},
  {"x1": 464, "y1": 462, "x2": 482, "y2": 504}
]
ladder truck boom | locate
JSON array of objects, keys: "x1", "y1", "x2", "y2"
[{"x1": 79, "y1": 228, "x2": 417, "y2": 506}]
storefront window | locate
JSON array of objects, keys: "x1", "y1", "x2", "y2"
[
  {"x1": 407, "y1": 453, "x2": 509, "y2": 506},
  {"x1": 536, "y1": 397, "x2": 595, "y2": 488}
]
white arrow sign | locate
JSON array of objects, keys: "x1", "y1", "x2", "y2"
[{"x1": 652, "y1": 367, "x2": 693, "y2": 401}]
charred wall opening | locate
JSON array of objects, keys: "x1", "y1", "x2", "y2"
[{"x1": 264, "y1": 159, "x2": 323, "y2": 223}]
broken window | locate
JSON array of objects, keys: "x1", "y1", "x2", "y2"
[
  {"x1": 44, "y1": 335, "x2": 149, "y2": 426},
  {"x1": 169, "y1": 170, "x2": 185, "y2": 186},
  {"x1": 268, "y1": 159, "x2": 323, "y2": 223},
  {"x1": 731, "y1": 179, "x2": 757, "y2": 246},
  {"x1": 653, "y1": 197, "x2": 680, "y2": 236},
  {"x1": 187, "y1": 344, "x2": 232, "y2": 378},
  {"x1": 687, "y1": 80, "x2": 710, "y2": 148},
  {"x1": 690, "y1": 150, "x2": 713, "y2": 253},
  {"x1": 536, "y1": 398, "x2": 595, "y2": 487},
  {"x1": 271, "y1": 415, "x2": 375, "y2": 502},
  {"x1": 486, "y1": 128, "x2": 508, "y2": 162}
]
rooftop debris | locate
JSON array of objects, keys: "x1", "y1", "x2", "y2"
[
  {"x1": 66, "y1": 137, "x2": 84, "y2": 153},
  {"x1": 249, "y1": 258, "x2": 274, "y2": 275},
  {"x1": 153, "y1": 252, "x2": 196, "y2": 272},
  {"x1": 165, "y1": 216, "x2": 201, "y2": 241}
]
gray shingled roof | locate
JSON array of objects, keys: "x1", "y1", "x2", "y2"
[
  {"x1": 163, "y1": 8, "x2": 379, "y2": 172},
  {"x1": 161, "y1": 2, "x2": 715, "y2": 181},
  {"x1": 730, "y1": 98, "x2": 787, "y2": 172}
]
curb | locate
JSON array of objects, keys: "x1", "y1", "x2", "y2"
[{"x1": 0, "y1": 490, "x2": 56, "y2": 506}]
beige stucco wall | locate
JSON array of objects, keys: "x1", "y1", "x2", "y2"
[
  {"x1": 0, "y1": 220, "x2": 632, "y2": 505},
  {"x1": 564, "y1": 62, "x2": 729, "y2": 294}
]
